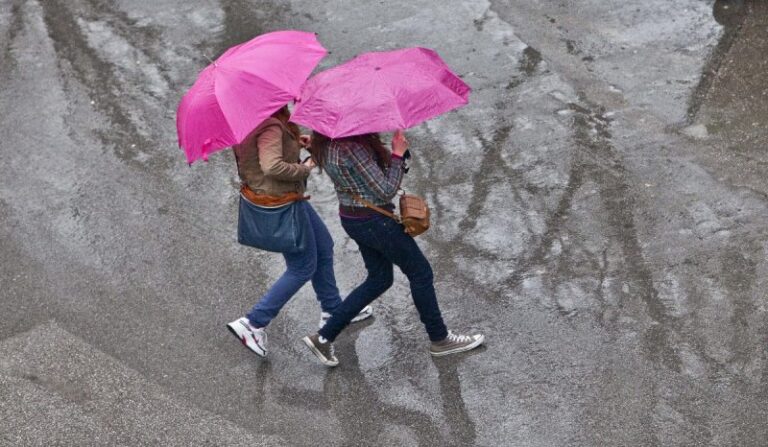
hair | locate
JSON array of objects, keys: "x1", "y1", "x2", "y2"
[
  {"x1": 271, "y1": 105, "x2": 301, "y2": 142},
  {"x1": 309, "y1": 132, "x2": 391, "y2": 173}
]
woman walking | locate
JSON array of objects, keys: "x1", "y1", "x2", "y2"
[
  {"x1": 301, "y1": 130, "x2": 484, "y2": 366},
  {"x1": 226, "y1": 106, "x2": 372, "y2": 357}
]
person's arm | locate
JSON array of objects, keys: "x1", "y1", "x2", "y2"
[
  {"x1": 347, "y1": 143, "x2": 405, "y2": 201},
  {"x1": 257, "y1": 125, "x2": 311, "y2": 181}
]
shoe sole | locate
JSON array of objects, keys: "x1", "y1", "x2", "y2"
[
  {"x1": 350, "y1": 307, "x2": 373, "y2": 323},
  {"x1": 226, "y1": 322, "x2": 266, "y2": 357},
  {"x1": 430, "y1": 334, "x2": 485, "y2": 357},
  {"x1": 302, "y1": 336, "x2": 339, "y2": 367},
  {"x1": 318, "y1": 306, "x2": 373, "y2": 329}
]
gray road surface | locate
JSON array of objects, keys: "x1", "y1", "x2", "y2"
[{"x1": 1, "y1": 0, "x2": 767, "y2": 445}]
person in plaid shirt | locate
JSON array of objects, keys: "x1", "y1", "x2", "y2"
[
  {"x1": 321, "y1": 136, "x2": 406, "y2": 209},
  {"x1": 302, "y1": 130, "x2": 485, "y2": 366}
]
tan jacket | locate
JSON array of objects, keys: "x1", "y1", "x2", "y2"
[{"x1": 233, "y1": 118, "x2": 310, "y2": 196}]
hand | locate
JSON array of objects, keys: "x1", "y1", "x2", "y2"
[
  {"x1": 302, "y1": 156, "x2": 316, "y2": 169},
  {"x1": 299, "y1": 134, "x2": 312, "y2": 147},
  {"x1": 391, "y1": 129, "x2": 409, "y2": 156}
]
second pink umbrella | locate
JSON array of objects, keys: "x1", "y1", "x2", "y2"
[{"x1": 290, "y1": 47, "x2": 470, "y2": 138}]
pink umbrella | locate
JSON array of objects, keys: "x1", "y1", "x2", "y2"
[
  {"x1": 176, "y1": 30, "x2": 327, "y2": 163},
  {"x1": 289, "y1": 47, "x2": 470, "y2": 138}
]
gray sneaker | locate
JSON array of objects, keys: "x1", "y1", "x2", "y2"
[
  {"x1": 429, "y1": 331, "x2": 484, "y2": 357},
  {"x1": 302, "y1": 333, "x2": 339, "y2": 367}
]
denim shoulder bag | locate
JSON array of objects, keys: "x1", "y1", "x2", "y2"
[
  {"x1": 233, "y1": 129, "x2": 308, "y2": 254},
  {"x1": 237, "y1": 194, "x2": 308, "y2": 253}
]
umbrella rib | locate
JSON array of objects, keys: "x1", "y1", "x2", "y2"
[
  {"x1": 212, "y1": 67, "x2": 290, "y2": 140},
  {"x1": 221, "y1": 58, "x2": 308, "y2": 95},
  {"x1": 380, "y1": 65, "x2": 468, "y2": 129},
  {"x1": 203, "y1": 71, "x2": 237, "y2": 152},
  {"x1": 440, "y1": 75, "x2": 471, "y2": 103},
  {"x1": 378, "y1": 70, "x2": 407, "y2": 130}
]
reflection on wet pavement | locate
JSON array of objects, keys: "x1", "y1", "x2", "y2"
[{"x1": 1, "y1": 0, "x2": 767, "y2": 445}]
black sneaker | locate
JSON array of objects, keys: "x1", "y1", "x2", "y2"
[{"x1": 302, "y1": 333, "x2": 339, "y2": 367}]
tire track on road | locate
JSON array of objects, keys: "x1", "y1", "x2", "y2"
[
  {"x1": 0, "y1": 0, "x2": 24, "y2": 74},
  {"x1": 39, "y1": 0, "x2": 151, "y2": 164}
]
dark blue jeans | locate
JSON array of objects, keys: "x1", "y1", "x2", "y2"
[
  {"x1": 247, "y1": 201, "x2": 341, "y2": 328},
  {"x1": 318, "y1": 214, "x2": 448, "y2": 342}
]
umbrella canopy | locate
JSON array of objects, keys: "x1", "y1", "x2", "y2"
[
  {"x1": 176, "y1": 30, "x2": 327, "y2": 163},
  {"x1": 289, "y1": 47, "x2": 470, "y2": 138}
]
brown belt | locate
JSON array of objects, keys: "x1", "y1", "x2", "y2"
[
  {"x1": 339, "y1": 203, "x2": 394, "y2": 218},
  {"x1": 240, "y1": 184, "x2": 309, "y2": 207}
]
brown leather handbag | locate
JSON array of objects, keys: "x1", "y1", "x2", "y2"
[
  {"x1": 398, "y1": 193, "x2": 430, "y2": 236},
  {"x1": 352, "y1": 191, "x2": 431, "y2": 237}
]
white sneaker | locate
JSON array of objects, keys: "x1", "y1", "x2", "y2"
[
  {"x1": 226, "y1": 317, "x2": 267, "y2": 357},
  {"x1": 318, "y1": 305, "x2": 374, "y2": 329}
]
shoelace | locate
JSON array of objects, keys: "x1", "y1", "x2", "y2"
[
  {"x1": 317, "y1": 336, "x2": 335, "y2": 357},
  {"x1": 447, "y1": 332, "x2": 472, "y2": 343},
  {"x1": 245, "y1": 322, "x2": 267, "y2": 344}
]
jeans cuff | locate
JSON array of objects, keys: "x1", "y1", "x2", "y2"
[
  {"x1": 429, "y1": 329, "x2": 449, "y2": 342},
  {"x1": 318, "y1": 327, "x2": 335, "y2": 342}
]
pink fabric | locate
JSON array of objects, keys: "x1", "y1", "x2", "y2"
[
  {"x1": 290, "y1": 47, "x2": 470, "y2": 138},
  {"x1": 176, "y1": 31, "x2": 326, "y2": 163}
]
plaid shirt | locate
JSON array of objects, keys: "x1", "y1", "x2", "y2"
[{"x1": 323, "y1": 140, "x2": 405, "y2": 207}]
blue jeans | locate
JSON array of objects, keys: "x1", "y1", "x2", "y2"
[
  {"x1": 318, "y1": 214, "x2": 448, "y2": 342},
  {"x1": 247, "y1": 201, "x2": 341, "y2": 328}
]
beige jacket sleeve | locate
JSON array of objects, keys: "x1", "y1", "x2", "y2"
[{"x1": 257, "y1": 125, "x2": 311, "y2": 181}]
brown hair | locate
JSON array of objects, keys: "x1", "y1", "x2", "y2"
[
  {"x1": 309, "y1": 132, "x2": 391, "y2": 173},
  {"x1": 271, "y1": 105, "x2": 301, "y2": 142}
]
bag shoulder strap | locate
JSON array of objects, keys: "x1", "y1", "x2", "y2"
[{"x1": 350, "y1": 193, "x2": 402, "y2": 223}]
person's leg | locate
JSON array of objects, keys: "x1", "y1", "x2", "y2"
[
  {"x1": 305, "y1": 217, "x2": 480, "y2": 366},
  {"x1": 371, "y1": 218, "x2": 448, "y2": 342},
  {"x1": 246, "y1": 204, "x2": 317, "y2": 328},
  {"x1": 374, "y1": 222, "x2": 484, "y2": 355},
  {"x1": 318, "y1": 243, "x2": 392, "y2": 341},
  {"x1": 303, "y1": 202, "x2": 343, "y2": 313}
]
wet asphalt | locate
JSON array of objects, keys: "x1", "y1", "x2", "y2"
[{"x1": 1, "y1": 0, "x2": 767, "y2": 446}]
